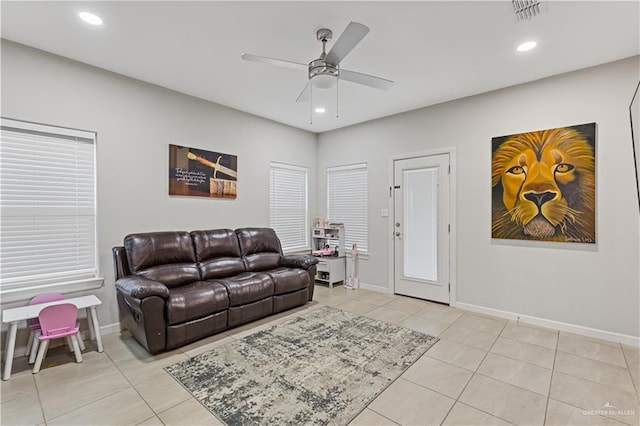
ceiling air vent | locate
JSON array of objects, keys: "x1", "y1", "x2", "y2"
[{"x1": 512, "y1": 0, "x2": 542, "y2": 21}]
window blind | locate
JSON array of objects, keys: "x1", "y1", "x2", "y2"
[
  {"x1": 0, "y1": 119, "x2": 97, "y2": 292},
  {"x1": 327, "y1": 163, "x2": 368, "y2": 252},
  {"x1": 270, "y1": 162, "x2": 308, "y2": 252}
]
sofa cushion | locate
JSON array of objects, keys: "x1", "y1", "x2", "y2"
[
  {"x1": 166, "y1": 281, "x2": 229, "y2": 325},
  {"x1": 236, "y1": 228, "x2": 282, "y2": 271},
  {"x1": 213, "y1": 272, "x2": 274, "y2": 306},
  {"x1": 125, "y1": 232, "x2": 200, "y2": 288},
  {"x1": 263, "y1": 267, "x2": 310, "y2": 295},
  {"x1": 191, "y1": 229, "x2": 245, "y2": 279}
]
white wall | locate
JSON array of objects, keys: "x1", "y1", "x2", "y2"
[
  {"x1": 1, "y1": 39, "x2": 638, "y2": 345},
  {"x1": 0, "y1": 40, "x2": 318, "y2": 332},
  {"x1": 318, "y1": 56, "x2": 640, "y2": 338}
]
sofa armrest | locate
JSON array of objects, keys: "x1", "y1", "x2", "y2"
[
  {"x1": 280, "y1": 255, "x2": 319, "y2": 270},
  {"x1": 117, "y1": 292, "x2": 167, "y2": 354},
  {"x1": 280, "y1": 255, "x2": 318, "y2": 302},
  {"x1": 116, "y1": 276, "x2": 170, "y2": 299}
]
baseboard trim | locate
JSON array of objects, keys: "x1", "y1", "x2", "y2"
[
  {"x1": 100, "y1": 322, "x2": 120, "y2": 336},
  {"x1": 456, "y1": 302, "x2": 640, "y2": 347},
  {"x1": 355, "y1": 282, "x2": 392, "y2": 294}
]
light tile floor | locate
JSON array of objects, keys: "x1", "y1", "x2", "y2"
[{"x1": 2, "y1": 286, "x2": 639, "y2": 425}]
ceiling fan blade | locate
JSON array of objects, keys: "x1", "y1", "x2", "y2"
[
  {"x1": 324, "y1": 22, "x2": 370, "y2": 65},
  {"x1": 241, "y1": 53, "x2": 307, "y2": 70},
  {"x1": 296, "y1": 80, "x2": 312, "y2": 102},
  {"x1": 340, "y1": 69, "x2": 394, "y2": 91}
]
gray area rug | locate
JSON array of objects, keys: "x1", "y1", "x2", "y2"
[{"x1": 165, "y1": 306, "x2": 438, "y2": 426}]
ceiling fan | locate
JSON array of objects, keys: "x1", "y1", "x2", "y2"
[{"x1": 241, "y1": 22, "x2": 394, "y2": 103}]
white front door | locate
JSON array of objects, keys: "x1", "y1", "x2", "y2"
[{"x1": 393, "y1": 154, "x2": 450, "y2": 303}]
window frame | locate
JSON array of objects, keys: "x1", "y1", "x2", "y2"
[
  {"x1": 326, "y1": 162, "x2": 368, "y2": 254},
  {"x1": 0, "y1": 118, "x2": 103, "y2": 303},
  {"x1": 269, "y1": 161, "x2": 309, "y2": 253}
]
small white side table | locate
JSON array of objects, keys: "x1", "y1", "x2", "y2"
[{"x1": 315, "y1": 256, "x2": 346, "y2": 288}]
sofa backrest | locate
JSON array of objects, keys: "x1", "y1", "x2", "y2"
[
  {"x1": 124, "y1": 232, "x2": 200, "y2": 288},
  {"x1": 236, "y1": 227, "x2": 282, "y2": 271},
  {"x1": 190, "y1": 229, "x2": 245, "y2": 279}
]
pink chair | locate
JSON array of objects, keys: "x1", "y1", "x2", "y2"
[
  {"x1": 26, "y1": 293, "x2": 86, "y2": 364},
  {"x1": 25, "y1": 293, "x2": 64, "y2": 359},
  {"x1": 32, "y1": 303, "x2": 83, "y2": 374}
]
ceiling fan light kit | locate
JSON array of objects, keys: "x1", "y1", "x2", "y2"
[
  {"x1": 309, "y1": 61, "x2": 338, "y2": 88},
  {"x1": 242, "y1": 21, "x2": 394, "y2": 124},
  {"x1": 311, "y1": 73, "x2": 336, "y2": 90}
]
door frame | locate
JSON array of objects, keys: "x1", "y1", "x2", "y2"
[{"x1": 387, "y1": 147, "x2": 457, "y2": 306}]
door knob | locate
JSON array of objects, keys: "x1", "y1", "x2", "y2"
[{"x1": 395, "y1": 232, "x2": 401, "y2": 237}]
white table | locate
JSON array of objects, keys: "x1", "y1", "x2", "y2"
[{"x1": 2, "y1": 295, "x2": 103, "y2": 380}]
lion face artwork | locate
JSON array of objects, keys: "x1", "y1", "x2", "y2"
[{"x1": 491, "y1": 123, "x2": 596, "y2": 243}]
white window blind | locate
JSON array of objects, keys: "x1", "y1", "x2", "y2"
[
  {"x1": 270, "y1": 162, "x2": 308, "y2": 252},
  {"x1": 327, "y1": 163, "x2": 368, "y2": 252},
  {"x1": 0, "y1": 119, "x2": 97, "y2": 294}
]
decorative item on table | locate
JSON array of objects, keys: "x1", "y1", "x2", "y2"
[
  {"x1": 314, "y1": 217, "x2": 329, "y2": 228},
  {"x1": 346, "y1": 243, "x2": 359, "y2": 290},
  {"x1": 312, "y1": 244, "x2": 334, "y2": 257}
]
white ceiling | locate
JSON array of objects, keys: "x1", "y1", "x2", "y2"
[{"x1": 1, "y1": 1, "x2": 639, "y2": 133}]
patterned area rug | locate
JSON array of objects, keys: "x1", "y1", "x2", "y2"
[{"x1": 165, "y1": 306, "x2": 438, "y2": 425}]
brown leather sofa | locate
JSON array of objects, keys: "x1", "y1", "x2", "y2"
[{"x1": 112, "y1": 227, "x2": 318, "y2": 354}]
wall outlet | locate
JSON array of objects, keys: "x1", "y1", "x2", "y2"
[{"x1": 381, "y1": 208, "x2": 389, "y2": 217}]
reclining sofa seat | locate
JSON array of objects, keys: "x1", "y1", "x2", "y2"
[
  {"x1": 235, "y1": 228, "x2": 313, "y2": 317},
  {"x1": 113, "y1": 227, "x2": 318, "y2": 354}
]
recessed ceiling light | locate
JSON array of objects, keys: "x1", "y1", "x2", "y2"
[
  {"x1": 79, "y1": 12, "x2": 103, "y2": 26},
  {"x1": 517, "y1": 41, "x2": 537, "y2": 52},
  {"x1": 315, "y1": 107, "x2": 326, "y2": 114}
]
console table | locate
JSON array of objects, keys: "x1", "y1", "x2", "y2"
[{"x1": 2, "y1": 295, "x2": 103, "y2": 380}]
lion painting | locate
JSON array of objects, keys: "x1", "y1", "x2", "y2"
[{"x1": 491, "y1": 123, "x2": 596, "y2": 243}]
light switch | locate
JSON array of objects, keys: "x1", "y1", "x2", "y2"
[{"x1": 381, "y1": 208, "x2": 389, "y2": 217}]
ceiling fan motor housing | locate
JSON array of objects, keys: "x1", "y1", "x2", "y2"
[
  {"x1": 309, "y1": 28, "x2": 338, "y2": 82},
  {"x1": 308, "y1": 59, "x2": 338, "y2": 81}
]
